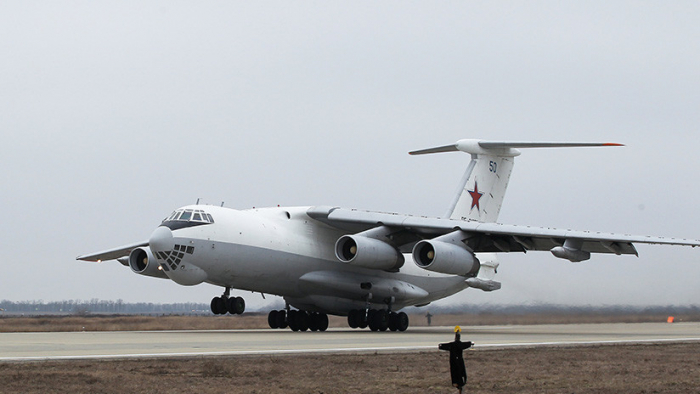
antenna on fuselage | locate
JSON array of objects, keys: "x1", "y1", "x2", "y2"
[
  {"x1": 221, "y1": 201, "x2": 225, "y2": 207},
  {"x1": 196, "y1": 198, "x2": 200, "y2": 205}
]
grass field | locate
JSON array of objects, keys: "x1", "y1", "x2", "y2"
[{"x1": 1, "y1": 343, "x2": 698, "y2": 393}]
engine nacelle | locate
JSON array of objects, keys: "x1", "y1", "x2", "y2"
[
  {"x1": 550, "y1": 238, "x2": 591, "y2": 262},
  {"x1": 412, "y1": 240, "x2": 480, "y2": 276},
  {"x1": 335, "y1": 235, "x2": 404, "y2": 271},
  {"x1": 551, "y1": 246, "x2": 591, "y2": 262},
  {"x1": 128, "y1": 247, "x2": 168, "y2": 279}
]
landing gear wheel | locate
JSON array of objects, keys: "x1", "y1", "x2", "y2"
[
  {"x1": 297, "y1": 311, "x2": 309, "y2": 331},
  {"x1": 397, "y1": 312, "x2": 409, "y2": 332},
  {"x1": 308, "y1": 313, "x2": 329, "y2": 332},
  {"x1": 317, "y1": 313, "x2": 329, "y2": 332},
  {"x1": 358, "y1": 311, "x2": 368, "y2": 329},
  {"x1": 275, "y1": 310, "x2": 288, "y2": 329},
  {"x1": 347, "y1": 309, "x2": 359, "y2": 329},
  {"x1": 288, "y1": 310, "x2": 299, "y2": 331},
  {"x1": 210, "y1": 297, "x2": 227, "y2": 315},
  {"x1": 268, "y1": 310, "x2": 279, "y2": 329},
  {"x1": 377, "y1": 310, "x2": 389, "y2": 331},
  {"x1": 236, "y1": 297, "x2": 245, "y2": 314},
  {"x1": 367, "y1": 309, "x2": 377, "y2": 331},
  {"x1": 368, "y1": 309, "x2": 389, "y2": 331},
  {"x1": 227, "y1": 297, "x2": 245, "y2": 315},
  {"x1": 309, "y1": 313, "x2": 319, "y2": 332},
  {"x1": 389, "y1": 312, "x2": 399, "y2": 331}
]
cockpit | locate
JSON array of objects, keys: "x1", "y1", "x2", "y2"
[
  {"x1": 161, "y1": 208, "x2": 215, "y2": 230},
  {"x1": 165, "y1": 208, "x2": 215, "y2": 223}
]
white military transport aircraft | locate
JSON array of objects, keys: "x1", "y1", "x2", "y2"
[{"x1": 78, "y1": 139, "x2": 700, "y2": 332}]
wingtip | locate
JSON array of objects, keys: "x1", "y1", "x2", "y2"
[{"x1": 603, "y1": 143, "x2": 625, "y2": 147}]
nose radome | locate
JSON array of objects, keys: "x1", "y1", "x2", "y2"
[{"x1": 149, "y1": 226, "x2": 174, "y2": 252}]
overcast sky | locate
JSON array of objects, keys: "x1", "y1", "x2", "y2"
[{"x1": 1, "y1": 2, "x2": 699, "y2": 310}]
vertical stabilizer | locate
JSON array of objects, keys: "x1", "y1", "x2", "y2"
[
  {"x1": 409, "y1": 139, "x2": 622, "y2": 223},
  {"x1": 445, "y1": 151, "x2": 515, "y2": 222}
]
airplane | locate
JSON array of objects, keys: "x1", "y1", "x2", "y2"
[{"x1": 77, "y1": 139, "x2": 700, "y2": 332}]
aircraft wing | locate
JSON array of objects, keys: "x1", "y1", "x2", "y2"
[
  {"x1": 76, "y1": 240, "x2": 149, "y2": 262},
  {"x1": 307, "y1": 206, "x2": 700, "y2": 257}
]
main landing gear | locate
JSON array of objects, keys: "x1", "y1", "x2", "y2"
[
  {"x1": 210, "y1": 287, "x2": 245, "y2": 315},
  {"x1": 347, "y1": 309, "x2": 409, "y2": 332},
  {"x1": 267, "y1": 309, "x2": 329, "y2": 332}
]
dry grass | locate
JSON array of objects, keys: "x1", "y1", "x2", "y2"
[
  {"x1": 1, "y1": 312, "x2": 697, "y2": 332},
  {"x1": 0, "y1": 343, "x2": 698, "y2": 393}
]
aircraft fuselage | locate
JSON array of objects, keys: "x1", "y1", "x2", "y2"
[{"x1": 148, "y1": 205, "x2": 467, "y2": 315}]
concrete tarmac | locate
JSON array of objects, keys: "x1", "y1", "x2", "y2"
[{"x1": 1, "y1": 322, "x2": 699, "y2": 361}]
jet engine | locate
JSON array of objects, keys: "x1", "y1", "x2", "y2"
[
  {"x1": 335, "y1": 235, "x2": 404, "y2": 271},
  {"x1": 128, "y1": 247, "x2": 168, "y2": 279},
  {"x1": 412, "y1": 240, "x2": 480, "y2": 276}
]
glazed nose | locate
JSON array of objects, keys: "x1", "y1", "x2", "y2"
[{"x1": 149, "y1": 226, "x2": 174, "y2": 252}]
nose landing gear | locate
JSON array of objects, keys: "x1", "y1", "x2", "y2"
[{"x1": 210, "y1": 287, "x2": 245, "y2": 315}]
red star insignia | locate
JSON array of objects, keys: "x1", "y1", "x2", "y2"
[{"x1": 468, "y1": 182, "x2": 484, "y2": 211}]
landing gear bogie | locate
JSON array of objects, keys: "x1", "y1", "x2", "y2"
[
  {"x1": 209, "y1": 294, "x2": 245, "y2": 315},
  {"x1": 268, "y1": 309, "x2": 328, "y2": 332},
  {"x1": 347, "y1": 309, "x2": 409, "y2": 332}
]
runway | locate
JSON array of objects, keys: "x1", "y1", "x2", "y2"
[{"x1": 1, "y1": 322, "x2": 699, "y2": 361}]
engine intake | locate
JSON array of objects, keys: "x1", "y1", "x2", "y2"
[
  {"x1": 128, "y1": 247, "x2": 168, "y2": 279},
  {"x1": 335, "y1": 235, "x2": 404, "y2": 271},
  {"x1": 412, "y1": 240, "x2": 480, "y2": 276}
]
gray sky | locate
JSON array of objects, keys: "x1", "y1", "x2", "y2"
[{"x1": 2, "y1": 1, "x2": 699, "y2": 309}]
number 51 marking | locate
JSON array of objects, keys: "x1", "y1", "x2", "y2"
[{"x1": 489, "y1": 161, "x2": 497, "y2": 173}]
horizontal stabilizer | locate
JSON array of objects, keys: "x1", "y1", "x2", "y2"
[
  {"x1": 409, "y1": 139, "x2": 623, "y2": 156},
  {"x1": 478, "y1": 141, "x2": 624, "y2": 149},
  {"x1": 408, "y1": 144, "x2": 459, "y2": 155}
]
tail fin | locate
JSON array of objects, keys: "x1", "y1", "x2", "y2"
[{"x1": 410, "y1": 140, "x2": 623, "y2": 223}]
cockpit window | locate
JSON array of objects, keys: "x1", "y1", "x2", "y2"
[
  {"x1": 180, "y1": 210, "x2": 192, "y2": 221},
  {"x1": 162, "y1": 209, "x2": 215, "y2": 224}
]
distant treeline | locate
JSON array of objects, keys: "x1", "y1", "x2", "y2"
[
  {"x1": 0, "y1": 299, "x2": 209, "y2": 315},
  {"x1": 1, "y1": 299, "x2": 699, "y2": 315}
]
